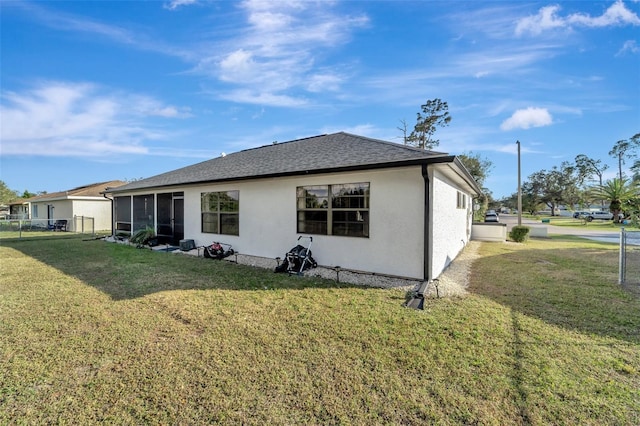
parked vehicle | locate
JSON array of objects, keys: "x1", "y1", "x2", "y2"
[
  {"x1": 484, "y1": 212, "x2": 499, "y2": 223},
  {"x1": 583, "y1": 211, "x2": 614, "y2": 221},
  {"x1": 573, "y1": 211, "x2": 591, "y2": 218}
]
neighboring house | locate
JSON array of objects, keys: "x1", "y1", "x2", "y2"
[
  {"x1": 7, "y1": 200, "x2": 30, "y2": 219},
  {"x1": 106, "y1": 133, "x2": 482, "y2": 281},
  {"x1": 26, "y1": 181, "x2": 126, "y2": 231}
]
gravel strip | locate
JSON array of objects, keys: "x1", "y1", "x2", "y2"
[
  {"x1": 104, "y1": 236, "x2": 480, "y2": 296},
  {"x1": 423, "y1": 240, "x2": 480, "y2": 298}
]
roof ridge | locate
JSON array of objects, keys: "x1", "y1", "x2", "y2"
[
  {"x1": 67, "y1": 180, "x2": 125, "y2": 192},
  {"x1": 105, "y1": 132, "x2": 474, "y2": 194},
  {"x1": 238, "y1": 133, "x2": 329, "y2": 153},
  {"x1": 337, "y1": 131, "x2": 448, "y2": 155}
]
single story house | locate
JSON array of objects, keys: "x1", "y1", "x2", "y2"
[
  {"x1": 6, "y1": 201, "x2": 28, "y2": 219},
  {"x1": 25, "y1": 180, "x2": 126, "y2": 231},
  {"x1": 106, "y1": 133, "x2": 481, "y2": 281}
]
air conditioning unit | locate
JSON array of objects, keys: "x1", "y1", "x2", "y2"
[{"x1": 179, "y1": 239, "x2": 196, "y2": 251}]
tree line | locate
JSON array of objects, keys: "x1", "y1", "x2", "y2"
[
  {"x1": 0, "y1": 181, "x2": 41, "y2": 205},
  {"x1": 500, "y1": 133, "x2": 640, "y2": 223},
  {"x1": 399, "y1": 98, "x2": 639, "y2": 224}
]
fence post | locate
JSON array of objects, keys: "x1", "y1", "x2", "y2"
[
  {"x1": 19, "y1": 219, "x2": 22, "y2": 239},
  {"x1": 619, "y1": 228, "x2": 626, "y2": 285}
]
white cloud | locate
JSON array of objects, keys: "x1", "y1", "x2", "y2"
[
  {"x1": 195, "y1": 1, "x2": 369, "y2": 105},
  {"x1": 0, "y1": 81, "x2": 189, "y2": 157},
  {"x1": 129, "y1": 95, "x2": 193, "y2": 118},
  {"x1": 11, "y1": 1, "x2": 366, "y2": 108},
  {"x1": 217, "y1": 89, "x2": 308, "y2": 107},
  {"x1": 164, "y1": 0, "x2": 197, "y2": 11},
  {"x1": 306, "y1": 73, "x2": 343, "y2": 92},
  {"x1": 515, "y1": 5, "x2": 567, "y2": 36},
  {"x1": 500, "y1": 107, "x2": 553, "y2": 131},
  {"x1": 568, "y1": 0, "x2": 640, "y2": 27},
  {"x1": 516, "y1": 0, "x2": 640, "y2": 36},
  {"x1": 616, "y1": 39, "x2": 640, "y2": 56},
  {"x1": 9, "y1": 2, "x2": 191, "y2": 60}
]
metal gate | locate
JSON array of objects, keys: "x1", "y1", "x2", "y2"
[{"x1": 619, "y1": 229, "x2": 640, "y2": 285}]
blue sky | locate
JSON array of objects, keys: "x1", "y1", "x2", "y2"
[{"x1": 1, "y1": 0, "x2": 639, "y2": 199}]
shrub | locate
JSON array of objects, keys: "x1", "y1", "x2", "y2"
[
  {"x1": 509, "y1": 225, "x2": 530, "y2": 242},
  {"x1": 130, "y1": 226, "x2": 156, "y2": 246}
]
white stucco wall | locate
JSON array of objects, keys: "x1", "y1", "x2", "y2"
[
  {"x1": 112, "y1": 164, "x2": 478, "y2": 281},
  {"x1": 429, "y1": 168, "x2": 474, "y2": 279},
  {"x1": 29, "y1": 198, "x2": 112, "y2": 231},
  {"x1": 71, "y1": 198, "x2": 113, "y2": 231},
  {"x1": 31, "y1": 200, "x2": 72, "y2": 222},
  {"x1": 179, "y1": 167, "x2": 426, "y2": 279}
]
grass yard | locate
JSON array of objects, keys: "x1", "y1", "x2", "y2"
[
  {"x1": 1, "y1": 236, "x2": 639, "y2": 424},
  {"x1": 532, "y1": 215, "x2": 640, "y2": 231}
]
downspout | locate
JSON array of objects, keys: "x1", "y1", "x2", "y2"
[
  {"x1": 406, "y1": 164, "x2": 431, "y2": 310},
  {"x1": 422, "y1": 163, "x2": 431, "y2": 283},
  {"x1": 103, "y1": 192, "x2": 114, "y2": 237}
]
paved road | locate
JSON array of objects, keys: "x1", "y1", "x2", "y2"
[{"x1": 499, "y1": 214, "x2": 640, "y2": 246}]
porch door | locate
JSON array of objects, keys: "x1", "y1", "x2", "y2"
[
  {"x1": 173, "y1": 197, "x2": 184, "y2": 242},
  {"x1": 47, "y1": 205, "x2": 55, "y2": 227},
  {"x1": 157, "y1": 192, "x2": 184, "y2": 244}
]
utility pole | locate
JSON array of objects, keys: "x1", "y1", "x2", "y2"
[{"x1": 517, "y1": 140, "x2": 522, "y2": 227}]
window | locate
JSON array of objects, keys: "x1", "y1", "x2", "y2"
[
  {"x1": 201, "y1": 191, "x2": 239, "y2": 235},
  {"x1": 297, "y1": 182, "x2": 369, "y2": 238},
  {"x1": 457, "y1": 191, "x2": 467, "y2": 209},
  {"x1": 32, "y1": 204, "x2": 38, "y2": 218}
]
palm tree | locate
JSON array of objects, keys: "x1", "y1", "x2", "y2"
[{"x1": 589, "y1": 178, "x2": 639, "y2": 223}]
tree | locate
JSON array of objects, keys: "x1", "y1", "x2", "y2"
[
  {"x1": 457, "y1": 151, "x2": 493, "y2": 219},
  {"x1": 505, "y1": 189, "x2": 541, "y2": 215},
  {"x1": 397, "y1": 119, "x2": 409, "y2": 144},
  {"x1": 522, "y1": 162, "x2": 580, "y2": 216},
  {"x1": 632, "y1": 160, "x2": 640, "y2": 182},
  {"x1": 574, "y1": 154, "x2": 608, "y2": 208},
  {"x1": 589, "y1": 178, "x2": 639, "y2": 223},
  {"x1": 574, "y1": 154, "x2": 608, "y2": 187},
  {"x1": 628, "y1": 132, "x2": 640, "y2": 182},
  {"x1": 21, "y1": 190, "x2": 36, "y2": 199},
  {"x1": 609, "y1": 133, "x2": 640, "y2": 180},
  {"x1": 405, "y1": 98, "x2": 451, "y2": 150},
  {"x1": 0, "y1": 180, "x2": 19, "y2": 205},
  {"x1": 457, "y1": 151, "x2": 493, "y2": 189}
]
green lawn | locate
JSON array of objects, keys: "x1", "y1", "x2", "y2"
[
  {"x1": 1, "y1": 236, "x2": 638, "y2": 424},
  {"x1": 531, "y1": 214, "x2": 640, "y2": 231}
]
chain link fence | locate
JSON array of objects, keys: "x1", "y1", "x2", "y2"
[
  {"x1": 0, "y1": 216, "x2": 95, "y2": 238},
  {"x1": 619, "y1": 229, "x2": 640, "y2": 286}
]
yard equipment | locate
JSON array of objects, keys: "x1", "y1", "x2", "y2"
[
  {"x1": 274, "y1": 236, "x2": 317, "y2": 275},
  {"x1": 203, "y1": 241, "x2": 235, "y2": 260}
]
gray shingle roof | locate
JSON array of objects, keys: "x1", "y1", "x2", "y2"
[{"x1": 108, "y1": 132, "x2": 473, "y2": 193}]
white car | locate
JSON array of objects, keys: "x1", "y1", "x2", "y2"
[
  {"x1": 582, "y1": 211, "x2": 614, "y2": 221},
  {"x1": 484, "y1": 212, "x2": 499, "y2": 223}
]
